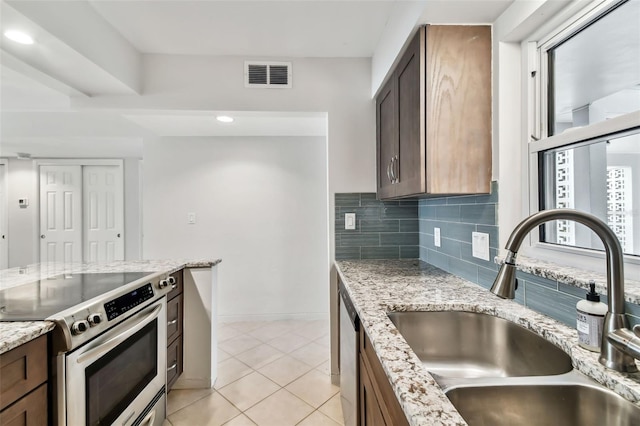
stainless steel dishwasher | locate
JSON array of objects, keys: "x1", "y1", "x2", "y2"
[{"x1": 339, "y1": 281, "x2": 359, "y2": 426}]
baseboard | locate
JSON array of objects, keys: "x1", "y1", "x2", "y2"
[{"x1": 172, "y1": 377, "x2": 215, "y2": 390}]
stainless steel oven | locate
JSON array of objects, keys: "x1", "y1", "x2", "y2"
[
  {"x1": 0, "y1": 271, "x2": 175, "y2": 426},
  {"x1": 61, "y1": 298, "x2": 167, "y2": 426}
]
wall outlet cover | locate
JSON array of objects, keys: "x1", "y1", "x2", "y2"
[
  {"x1": 187, "y1": 212, "x2": 197, "y2": 224},
  {"x1": 345, "y1": 213, "x2": 356, "y2": 230},
  {"x1": 434, "y1": 227, "x2": 441, "y2": 247},
  {"x1": 472, "y1": 232, "x2": 490, "y2": 261}
]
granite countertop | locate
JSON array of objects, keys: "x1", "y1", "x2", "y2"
[
  {"x1": 336, "y1": 259, "x2": 640, "y2": 426},
  {"x1": 0, "y1": 259, "x2": 222, "y2": 355}
]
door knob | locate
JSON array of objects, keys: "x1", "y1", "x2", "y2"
[
  {"x1": 40, "y1": 234, "x2": 46, "y2": 239},
  {"x1": 117, "y1": 233, "x2": 121, "y2": 238}
]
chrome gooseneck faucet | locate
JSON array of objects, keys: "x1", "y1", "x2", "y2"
[{"x1": 491, "y1": 208, "x2": 640, "y2": 373}]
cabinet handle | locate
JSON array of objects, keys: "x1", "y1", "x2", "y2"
[
  {"x1": 390, "y1": 156, "x2": 396, "y2": 183},
  {"x1": 386, "y1": 159, "x2": 392, "y2": 183},
  {"x1": 167, "y1": 362, "x2": 178, "y2": 372},
  {"x1": 394, "y1": 155, "x2": 399, "y2": 183},
  {"x1": 168, "y1": 319, "x2": 178, "y2": 326}
]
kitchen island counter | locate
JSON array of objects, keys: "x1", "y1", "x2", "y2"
[
  {"x1": 0, "y1": 259, "x2": 221, "y2": 354},
  {"x1": 336, "y1": 259, "x2": 640, "y2": 426}
]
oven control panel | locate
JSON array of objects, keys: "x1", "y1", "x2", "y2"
[{"x1": 104, "y1": 283, "x2": 155, "y2": 321}]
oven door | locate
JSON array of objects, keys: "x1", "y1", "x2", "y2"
[{"x1": 64, "y1": 298, "x2": 167, "y2": 426}]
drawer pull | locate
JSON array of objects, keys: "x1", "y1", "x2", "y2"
[
  {"x1": 167, "y1": 362, "x2": 178, "y2": 372},
  {"x1": 168, "y1": 319, "x2": 178, "y2": 326}
]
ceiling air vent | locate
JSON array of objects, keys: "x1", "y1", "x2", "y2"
[{"x1": 245, "y1": 61, "x2": 292, "y2": 88}]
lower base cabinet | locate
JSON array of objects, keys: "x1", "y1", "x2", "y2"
[
  {"x1": 0, "y1": 335, "x2": 48, "y2": 426},
  {"x1": 167, "y1": 335, "x2": 184, "y2": 390},
  {"x1": 0, "y1": 384, "x2": 47, "y2": 426},
  {"x1": 359, "y1": 329, "x2": 409, "y2": 426},
  {"x1": 166, "y1": 269, "x2": 184, "y2": 391}
]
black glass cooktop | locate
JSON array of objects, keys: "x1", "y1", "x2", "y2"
[{"x1": 0, "y1": 272, "x2": 153, "y2": 320}]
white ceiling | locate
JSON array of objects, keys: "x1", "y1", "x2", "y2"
[
  {"x1": 88, "y1": 0, "x2": 395, "y2": 57},
  {"x1": 0, "y1": 0, "x2": 515, "y2": 156}
]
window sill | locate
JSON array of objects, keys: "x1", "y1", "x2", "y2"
[{"x1": 495, "y1": 254, "x2": 640, "y2": 305}]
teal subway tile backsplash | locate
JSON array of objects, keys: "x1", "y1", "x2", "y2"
[
  {"x1": 335, "y1": 193, "x2": 418, "y2": 260},
  {"x1": 524, "y1": 282, "x2": 581, "y2": 327},
  {"x1": 418, "y1": 181, "x2": 500, "y2": 287},
  {"x1": 337, "y1": 184, "x2": 638, "y2": 330}
]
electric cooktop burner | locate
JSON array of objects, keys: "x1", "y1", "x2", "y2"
[{"x1": 0, "y1": 272, "x2": 154, "y2": 321}]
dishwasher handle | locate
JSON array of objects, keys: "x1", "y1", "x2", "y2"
[{"x1": 339, "y1": 282, "x2": 359, "y2": 331}]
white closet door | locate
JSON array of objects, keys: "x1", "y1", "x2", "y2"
[
  {"x1": 40, "y1": 165, "x2": 83, "y2": 263},
  {"x1": 0, "y1": 164, "x2": 7, "y2": 269},
  {"x1": 83, "y1": 165, "x2": 124, "y2": 262}
]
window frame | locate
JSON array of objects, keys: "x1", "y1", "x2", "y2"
[{"x1": 525, "y1": 0, "x2": 640, "y2": 269}]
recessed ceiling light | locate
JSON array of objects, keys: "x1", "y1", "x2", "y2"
[
  {"x1": 4, "y1": 30, "x2": 34, "y2": 45},
  {"x1": 216, "y1": 115, "x2": 234, "y2": 123}
]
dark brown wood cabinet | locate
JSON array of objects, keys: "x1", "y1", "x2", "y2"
[
  {"x1": 376, "y1": 25, "x2": 492, "y2": 199},
  {"x1": 359, "y1": 328, "x2": 409, "y2": 426},
  {"x1": 166, "y1": 269, "x2": 184, "y2": 391},
  {"x1": 0, "y1": 335, "x2": 48, "y2": 426}
]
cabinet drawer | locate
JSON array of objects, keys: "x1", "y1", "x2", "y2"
[
  {"x1": 0, "y1": 383, "x2": 48, "y2": 426},
  {"x1": 167, "y1": 293, "x2": 184, "y2": 345},
  {"x1": 0, "y1": 335, "x2": 48, "y2": 411},
  {"x1": 167, "y1": 269, "x2": 184, "y2": 301},
  {"x1": 167, "y1": 335, "x2": 183, "y2": 391}
]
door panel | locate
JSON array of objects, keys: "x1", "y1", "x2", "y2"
[
  {"x1": 376, "y1": 78, "x2": 397, "y2": 199},
  {"x1": 396, "y1": 29, "x2": 425, "y2": 196},
  {"x1": 39, "y1": 165, "x2": 82, "y2": 263},
  {"x1": 83, "y1": 166, "x2": 124, "y2": 262}
]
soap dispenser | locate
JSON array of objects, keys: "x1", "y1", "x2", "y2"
[{"x1": 576, "y1": 281, "x2": 607, "y2": 352}]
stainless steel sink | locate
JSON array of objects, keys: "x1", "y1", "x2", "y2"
[
  {"x1": 387, "y1": 311, "x2": 572, "y2": 378},
  {"x1": 446, "y1": 383, "x2": 640, "y2": 426}
]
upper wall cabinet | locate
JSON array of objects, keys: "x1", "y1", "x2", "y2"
[{"x1": 376, "y1": 25, "x2": 492, "y2": 199}]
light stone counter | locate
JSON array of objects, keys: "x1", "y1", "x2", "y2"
[
  {"x1": 336, "y1": 259, "x2": 640, "y2": 426},
  {"x1": 0, "y1": 259, "x2": 221, "y2": 354}
]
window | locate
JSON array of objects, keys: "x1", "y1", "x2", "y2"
[{"x1": 531, "y1": 0, "x2": 640, "y2": 258}]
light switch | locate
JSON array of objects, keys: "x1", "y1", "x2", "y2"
[
  {"x1": 434, "y1": 227, "x2": 441, "y2": 247},
  {"x1": 345, "y1": 213, "x2": 356, "y2": 230},
  {"x1": 187, "y1": 212, "x2": 197, "y2": 224},
  {"x1": 472, "y1": 232, "x2": 490, "y2": 261}
]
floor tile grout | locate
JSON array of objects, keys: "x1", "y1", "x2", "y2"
[{"x1": 167, "y1": 318, "x2": 342, "y2": 426}]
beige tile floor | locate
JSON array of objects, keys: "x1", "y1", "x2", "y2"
[{"x1": 164, "y1": 319, "x2": 345, "y2": 426}]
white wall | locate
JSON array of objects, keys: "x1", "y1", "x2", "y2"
[
  {"x1": 72, "y1": 55, "x2": 377, "y2": 264},
  {"x1": 5, "y1": 157, "x2": 143, "y2": 266},
  {"x1": 6, "y1": 158, "x2": 38, "y2": 267},
  {"x1": 142, "y1": 136, "x2": 329, "y2": 320}
]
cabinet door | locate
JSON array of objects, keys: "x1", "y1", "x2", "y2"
[
  {"x1": 395, "y1": 28, "x2": 425, "y2": 197},
  {"x1": 425, "y1": 25, "x2": 491, "y2": 194},
  {"x1": 167, "y1": 335, "x2": 183, "y2": 391},
  {"x1": 376, "y1": 77, "x2": 398, "y2": 199},
  {"x1": 0, "y1": 335, "x2": 47, "y2": 411},
  {"x1": 167, "y1": 294, "x2": 183, "y2": 345},
  {"x1": 0, "y1": 383, "x2": 47, "y2": 426},
  {"x1": 359, "y1": 355, "x2": 386, "y2": 426}
]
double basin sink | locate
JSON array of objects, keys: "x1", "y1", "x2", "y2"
[{"x1": 388, "y1": 311, "x2": 640, "y2": 425}]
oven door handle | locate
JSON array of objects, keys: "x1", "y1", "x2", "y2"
[{"x1": 77, "y1": 303, "x2": 163, "y2": 365}]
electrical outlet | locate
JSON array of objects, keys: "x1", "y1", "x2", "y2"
[
  {"x1": 345, "y1": 213, "x2": 356, "y2": 230},
  {"x1": 472, "y1": 232, "x2": 490, "y2": 261},
  {"x1": 434, "y1": 227, "x2": 441, "y2": 247},
  {"x1": 187, "y1": 212, "x2": 197, "y2": 224}
]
